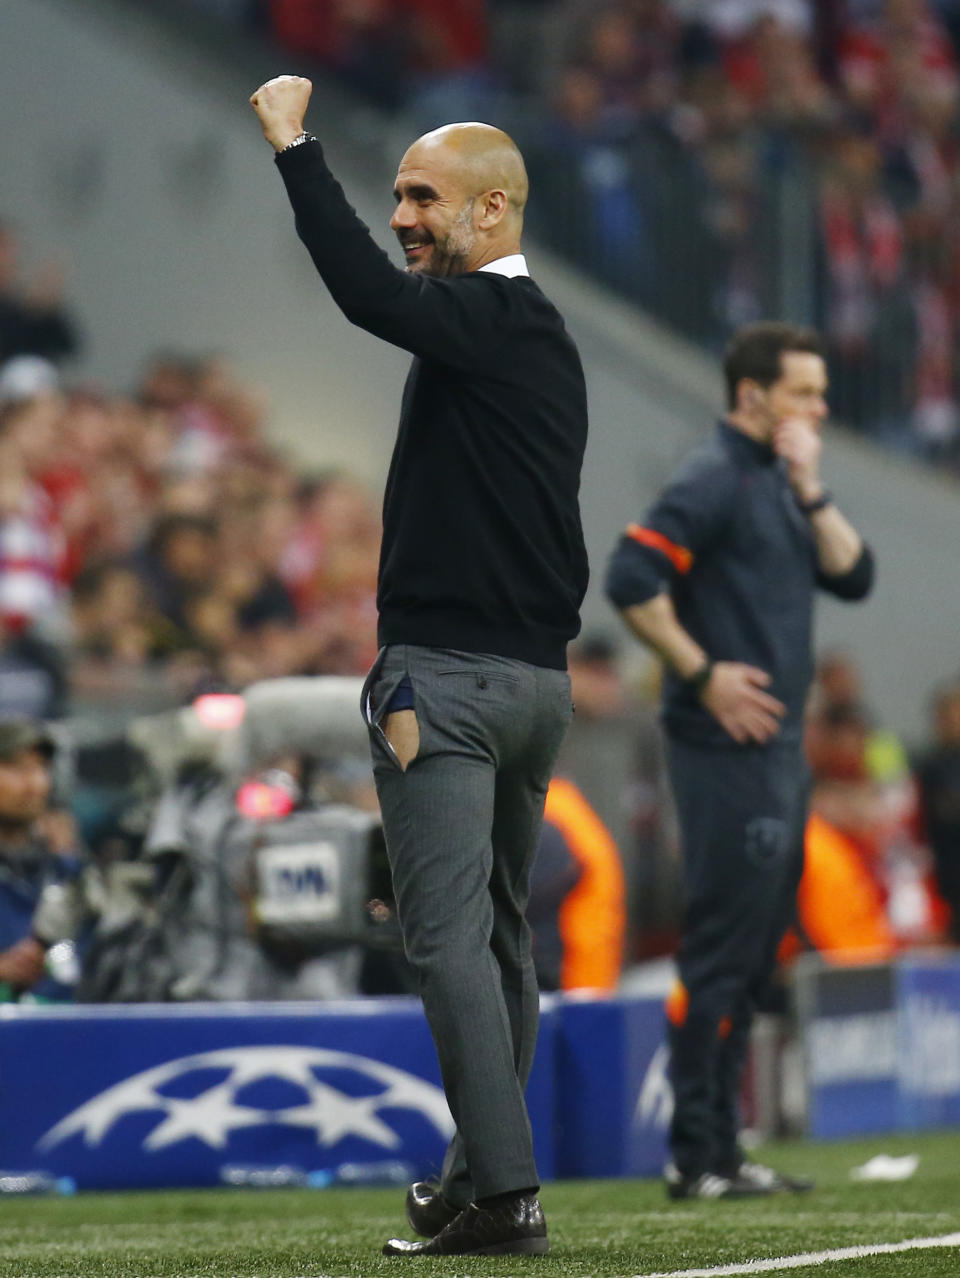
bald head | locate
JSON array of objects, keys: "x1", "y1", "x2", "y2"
[
  {"x1": 406, "y1": 123, "x2": 529, "y2": 217},
  {"x1": 390, "y1": 122, "x2": 529, "y2": 277}
]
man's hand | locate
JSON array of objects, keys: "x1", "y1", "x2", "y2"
[
  {"x1": 701, "y1": 661, "x2": 786, "y2": 744},
  {"x1": 0, "y1": 937, "x2": 46, "y2": 991},
  {"x1": 773, "y1": 417, "x2": 824, "y2": 503},
  {"x1": 250, "y1": 75, "x2": 313, "y2": 152}
]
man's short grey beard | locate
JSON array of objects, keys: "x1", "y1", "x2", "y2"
[{"x1": 422, "y1": 199, "x2": 476, "y2": 278}]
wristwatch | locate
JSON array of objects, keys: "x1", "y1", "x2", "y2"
[
  {"x1": 797, "y1": 489, "x2": 833, "y2": 516},
  {"x1": 277, "y1": 131, "x2": 314, "y2": 154},
  {"x1": 683, "y1": 659, "x2": 714, "y2": 698}
]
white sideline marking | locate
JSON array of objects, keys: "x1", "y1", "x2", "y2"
[{"x1": 631, "y1": 1230, "x2": 960, "y2": 1278}]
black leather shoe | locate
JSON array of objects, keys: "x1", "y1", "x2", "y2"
[
  {"x1": 405, "y1": 1180, "x2": 461, "y2": 1238},
  {"x1": 383, "y1": 1195, "x2": 549, "y2": 1256}
]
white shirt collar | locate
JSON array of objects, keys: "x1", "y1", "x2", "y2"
[{"x1": 478, "y1": 254, "x2": 529, "y2": 278}]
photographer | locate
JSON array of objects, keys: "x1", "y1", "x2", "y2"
[{"x1": 0, "y1": 717, "x2": 82, "y2": 1001}]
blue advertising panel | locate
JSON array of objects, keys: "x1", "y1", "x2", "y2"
[
  {"x1": 798, "y1": 963, "x2": 899, "y2": 1139},
  {"x1": 798, "y1": 957, "x2": 960, "y2": 1139},
  {"x1": 896, "y1": 957, "x2": 960, "y2": 1130},
  {"x1": 527, "y1": 998, "x2": 557, "y2": 1182},
  {"x1": 0, "y1": 998, "x2": 557, "y2": 1191},
  {"x1": 555, "y1": 996, "x2": 669, "y2": 1179}
]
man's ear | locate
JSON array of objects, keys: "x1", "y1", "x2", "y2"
[
  {"x1": 477, "y1": 189, "x2": 508, "y2": 229},
  {"x1": 739, "y1": 379, "x2": 763, "y2": 413}
]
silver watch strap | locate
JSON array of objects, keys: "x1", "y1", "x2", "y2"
[{"x1": 277, "y1": 131, "x2": 313, "y2": 154}]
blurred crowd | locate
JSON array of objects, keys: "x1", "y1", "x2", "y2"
[
  {"x1": 2, "y1": 625, "x2": 956, "y2": 1010},
  {"x1": 0, "y1": 222, "x2": 381, "y2": 726},
  {"x1": 257, "y1": 0, "x2": 960, "y2": 466},
  {"x1": 0, "y1": 214, "x2": 633, "y2": 1006},
  {"x1": 796, "y1": 651, "x2": 960, "y2": 956},
  {"x1": 4, "y1": 16, "x2": 960, "y2": 1008},
  {"x1": 567, "y1": 639, "x2": 960, "y2": 967}
]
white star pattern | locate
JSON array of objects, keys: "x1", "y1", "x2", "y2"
[
  {"x1": 276, "y1": 1082, "x2": 402, "y2": 1148},
  {"x1": 144, "y1": 1084, "x2": 270, "y2": 1151},
  {"x1": 38, "y1": 1046, "x2": 454, "y2": 1155}
]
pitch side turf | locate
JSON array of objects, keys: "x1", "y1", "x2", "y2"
[{"x1": 0, "y1": 1131, "x2": 957, "y2": 1278}]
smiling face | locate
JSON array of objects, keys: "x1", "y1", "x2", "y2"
[
  {"x1": 389, "y1": 124, "x2": 528, "y2": 278},
  {"x1": 390, "y1": 143, "x2": 479, "y2": 278}
]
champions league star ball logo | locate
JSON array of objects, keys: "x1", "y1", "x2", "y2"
[
  {"x1": 633, "y1": 1043, "x2": 673, "y2": 1130},
  {"x1": 37, "y1": 1046, "x2": 455, "y2": 1155}
]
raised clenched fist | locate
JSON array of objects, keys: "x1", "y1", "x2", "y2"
[{"x1": 249, "y1": 75, "x2": 313, "y2": 152}]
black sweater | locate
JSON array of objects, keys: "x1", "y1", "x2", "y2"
[
  {"x1": 605, "y1": 420, "x2": 874, "y2": 747},
  {"x1": 275, "y1": 141, "x2": 588, "y2": 670}
]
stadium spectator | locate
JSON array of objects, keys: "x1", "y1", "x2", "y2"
[
  {"x1": 0, "y1": 629, "x2": 68, "y2": 722},
  {"x1": 283, "y1": 473, "x2": 380, "y2": 675},
  {"x1": 817, "y1": 124, "x2": 916, "y2": 438},
  {"x1": 780, "y1": 807, "x2": 897, "y2": 962},
  {"x1": 241, "y1": 0, "x2": 960, "y2": 459},
  {"x1": 721, "y1": 12, "x2": 833, "y2": 128},
  {"x1": 691, "y1": 1, "x2": 814, "y2": 39},
  {"x1": 0, "y1": 340, "x2": 386, "y2": 705},
  {"x1": 39, "y1": 390, "x2": 144, "y2": 582},
  {"x1": 0, "y1": 718, "x2": 83, "y2": 1002},
  {"x1": 270, "y1": 0, "x2": 403, "y2": 107},
  {"x1": 0, "y1": 359, "x2": 70, "y2": 640},
  {"x1": 529, "y1": 776, "x2": 626, "y2": 992},
  {"x1": 808, "y1": 649, "x2": 910, "y2": 783},
  {"x1": 487, "y1": 0, "x2": 565, "y2": 96},
  {"x1": 836, "y1": 0, "x2": 958, "y2": 138},
  {"x1": 270, "y1": 0, "x2": 489, "y2": 115},
  {"x1": 916, "y1": 680, "x2": 960, "y2": 941},
  {"x1": 524, "y1": 64, "x2": 652, "y2": 298},
  {"x1": 567, "y1": 3, "x2": 681, "y2": 123},
  {"x1": 134, "y1": 513, "x2": 220, "y2": 645},
  {"x1": 0, "y1": 221, "x2": 79, "y2": 367},
  {"x1": 805, "y1": 700, "x2": 946, "y2": 946},
  {"x1": 71, "y1": 562, "x2": 156, "y2": 668},
  {"x1": 402, "y1": 0, "x2": 489, "y2": 88}
]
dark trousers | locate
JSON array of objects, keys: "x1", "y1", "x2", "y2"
[
  {"x1": 362, "y1": 643, "x2": 572, "y2": 1203},
  {"x1": 666, "y1": 736, "x2": 808, "y2": 1177}
]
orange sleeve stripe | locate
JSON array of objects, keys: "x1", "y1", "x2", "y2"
[
  {"x1": 665, "y1": 979, "x2": 689, "y2": 1027},
  {"x1": 625, "y1": 524, "x2": 694, "y2": 575}
]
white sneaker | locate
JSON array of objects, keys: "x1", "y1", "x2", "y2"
[
  {"x1": 664, "y1": 1162, "x2": 735, "y2": 1200},
  {"x1": 727, "y1": 1160, "x2": 814, "y2": 1195}
]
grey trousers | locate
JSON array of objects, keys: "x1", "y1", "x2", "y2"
[{"x1": 361, "y1": 643, "x2": 573, "y2": 1203}]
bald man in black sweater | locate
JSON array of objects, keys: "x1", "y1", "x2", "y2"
[{"x1": 252, "y1": 78, "x2": 588, "y2": 1256}]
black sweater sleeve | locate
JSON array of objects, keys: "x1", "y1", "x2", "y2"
[
  {"x1": 274, "y1": 140, "x2": 512, "y2": 370},
  {"x1": 816, "y1": 543, "x2": 875, "y2": 601}
]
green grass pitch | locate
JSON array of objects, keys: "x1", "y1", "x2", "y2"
[{"x1": 0, "y1": 1130, "x2": 958, "y2": 1278}]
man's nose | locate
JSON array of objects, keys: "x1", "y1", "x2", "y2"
[{"x1": 390, "y1": 201, "x2": 416, "y2": 231}]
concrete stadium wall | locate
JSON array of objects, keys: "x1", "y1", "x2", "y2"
[
  {"x1": 1, "y1": 0, "x2": 957, "y2": 741},
  {"x1": 0, "y1": 0, "x2": 410, "y2": 480}
]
